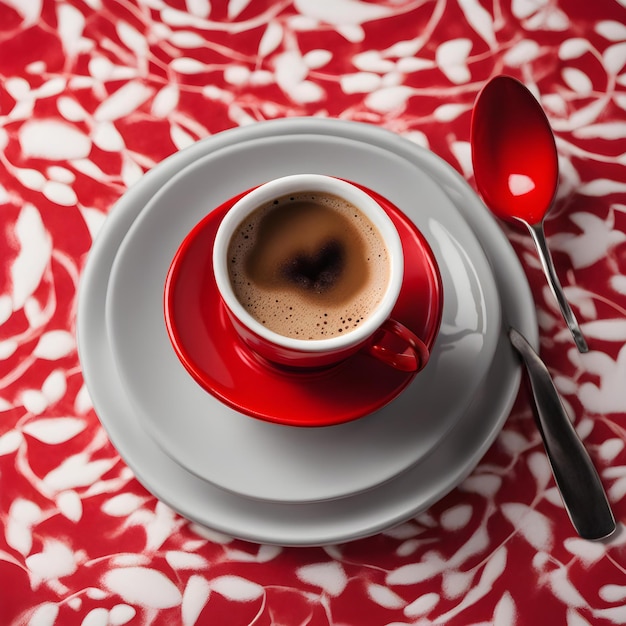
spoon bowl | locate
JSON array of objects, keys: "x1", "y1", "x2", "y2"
[
  {"x1": 471, "y1": 76, "x2": 558, "y2": 225},
  {"x1": 471, "y1": 75, "x2": 588, "y2": 352}
]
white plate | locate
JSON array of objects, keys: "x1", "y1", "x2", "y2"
[
  {"x1": 77, "y1": 118, "x2": 537, "y2": 545},
  {"x1": 105, "y1": 133, "x2": 501, "y2": 503}
]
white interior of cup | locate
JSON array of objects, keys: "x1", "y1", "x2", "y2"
[{"x1": 212, "y1": 174, "x2": 404, "y2": 353}]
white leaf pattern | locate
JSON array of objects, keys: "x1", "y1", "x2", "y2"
[
  {"x1": 19, "y1": 120, "x2": 92, "y2": 159},
  {"x1": 94, "y1": 82, "x2": 154, "y2": 122},
  {"x1": 23, "y1": 418, "x2": 86, "y2": 444},
  {"x1": 228, "y1": 0, "x2": 251, "y2": 20},
  {"x1": 171, "y1": 57, "x2": 208, "y2": 74},
  {"x1": 43, "y1": 454, "x2": 117, "y2": 491},
  {"x1": 117, "y1": 21, "x2": 148, "y2": 57},
  {"x1": 457, "y1": 0, "x2": 496, "y2": 47},
  {"x1": 404, "y1": 592, "x2": 439, "y2": 617},
  {"x1": 56, "y1": 491, "x2": 83, "y2": 522},
  {"x1": 502, "y1": 504, "x2": 553, "y2": 551},
  {"x1": 109, "y1": 604, "x2": 136, "y2": 625},
  {"x1": 0, "y1": 430, "x2": 23, "y2": 455},
  {"x1": 259, "y1": 21, "x2": 283, "y2": 57},
  {"x1": 56, "y1": 3, "x2": 85, "y2": 56},
  {"x1": 187, "y1": 0, "x2": 211, "y2": 19},
  {"x1": 2, "y1": 2, "x2": 626, "y2": 624},
  {"x1": 33, "y1": 331, "x2": 75, "y2": 360},
  {"x1": 7, "y1": 498, "x2": 42, "y2": 555},
  {"x1": 436, "y1": 39, "x2": 472, "y2": 84},
  {"x1": 11, "y1": 204, "x2": 52, "y2": 310},
  {"x1": 603, "y1": 42, "x2": 626, "y2": 74},
  {"x1": 387, "y1": 561, "x2": 440, "y2": 586},
  {"x1": 209, "y1": 575, "x2": 264, "y2": 601},
  {"x1": 25, "y1": 540, "x2": 77, "y2": 581},
  {"x1": 440, "y1": 504, "x2": 473, "y2": 531},
  {"x1": 367, "y1": 583, "x2": 405, "y2": 609},
  {"x1": 103, "y1": 568, "x2": 182, "y2": 608},
  {"x1": 26, "y1": 603, "x2": 59, "y2": 626},
  {"x1": 102, "y1": 493, "x2": 147, "y2": 516},
  {"x1": 165, "y1": 551, "x2": 209, "y2": 570},
  {"x1": 493, "y1": 592, "x2": 516, "y2": 626},
  {"x1": 182, "y1": 575, "x2": 211, "y2": 626},
  {"x1": 297, "y1": 562, "x2": 348, "y2": 596}
]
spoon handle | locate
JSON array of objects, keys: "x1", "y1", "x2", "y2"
[
  {"x1": 509, "y1": 328, "x2": 615, "y2": 540},
  {"x1": 526, "y1": 222, "x2": 588, "y2": 353}
]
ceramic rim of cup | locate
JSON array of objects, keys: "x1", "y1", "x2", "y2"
[{"x1": 212, "y1": 174, "x2": 404, "y2": 353}]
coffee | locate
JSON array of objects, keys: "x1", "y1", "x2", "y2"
[{"x1": 226, "y1": 191, "x2": 390, "y2": 340}]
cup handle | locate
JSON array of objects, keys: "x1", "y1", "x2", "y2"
[{"x1": 365, "y1": 318, "x2": 430, "y2": 372}]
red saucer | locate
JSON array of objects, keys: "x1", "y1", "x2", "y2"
[{"x1": 164, "y1": 184, "x2": 443, "y2": 427}]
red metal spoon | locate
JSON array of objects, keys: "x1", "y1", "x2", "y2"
[{"x1": 471, "y1": 75, "x2": 588, "y2": 353}]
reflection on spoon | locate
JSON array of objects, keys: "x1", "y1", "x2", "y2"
[{"x1": 508, "y1": 174, "x2": 536, "y2": 197}]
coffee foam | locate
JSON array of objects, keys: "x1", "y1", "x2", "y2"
[{"x1": 227, "y1": 192, "x2": 390, "y2": 340}]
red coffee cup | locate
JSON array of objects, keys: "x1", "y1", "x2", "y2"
[{"x1": 212, "y1": 174, "x2": 429, "y2": 372}]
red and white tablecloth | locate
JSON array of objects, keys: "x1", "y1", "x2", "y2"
[{"x1": 2, "y1": 0, "x2": 626, "y2": 624}]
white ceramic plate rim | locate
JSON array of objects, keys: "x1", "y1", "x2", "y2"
[
  {"x1": 105, "y1": 132, "x2": 501, "y2": 502},
  {"x1": 77, "y1": 118, "x2": 537, "y2": 546}
]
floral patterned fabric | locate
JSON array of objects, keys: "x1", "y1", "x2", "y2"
[{"x1": 2, "y1": 0, "x2": 626, "y2": 624}]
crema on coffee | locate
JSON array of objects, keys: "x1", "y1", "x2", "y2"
[{"x1": 226, "y1": 192, "x2": 390, "y2": 340}]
